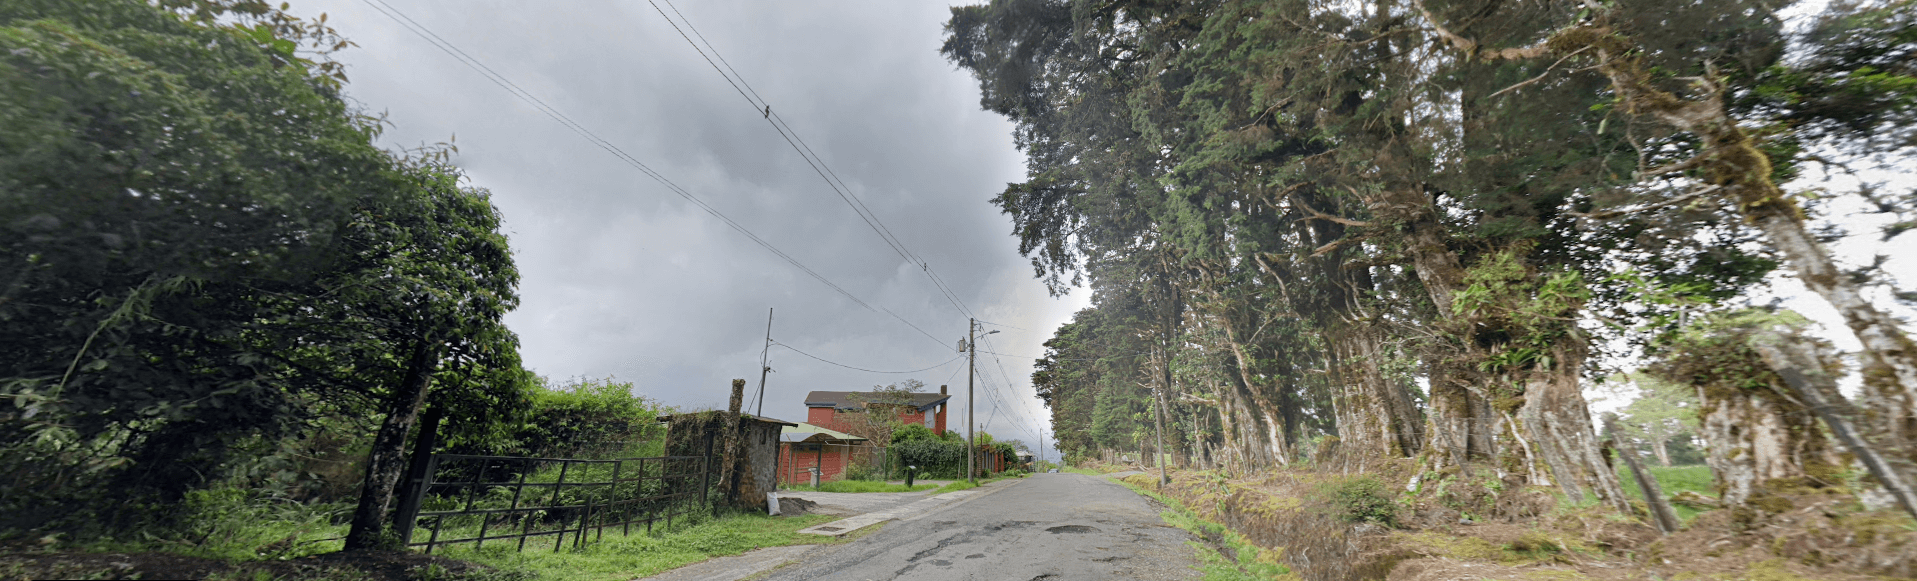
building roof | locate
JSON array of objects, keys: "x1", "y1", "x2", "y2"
[
  {"x1": 803, "y1": 390, "x2": 951, "y2": 412},
  {"x1": 654, "y1": 413, "x2": 800, "y2": 427},
  {"x1": 779, "y1": 422, "x2": 867, "y2": 444}
]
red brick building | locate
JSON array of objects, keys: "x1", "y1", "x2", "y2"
[{"x1": 802, "y1": 387, "x2": 952, "y2": 436}]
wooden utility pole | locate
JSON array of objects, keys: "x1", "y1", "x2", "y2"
[
  {"x1": 1154, "y1": 348, "x2": 1170, "y2": 486},
  {"x1": 755, "y1": 308, "x2": 773, "y2": 417},
  {"x1": 967, "y1": 318, "x2": 977, "y2": 484}
]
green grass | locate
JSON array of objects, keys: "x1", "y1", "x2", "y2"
[
  {"x1": 931, "y1": 471, "x2": 1032, "y2": 494},
  {"x1": 1615, "y1": 463, "x2": 1714, "y2": 522},
  {"x1": 1110, "y1": 476, "x2": 1296, "y2": 580},
  {"x1": 780, "y1": 481, "x2": 937, "y2": 493},
  {"x1": 432, "y1": 511, "x2": 841, "y2": 581},
  {"x1": 934, "y1": 480, "x2": 978, "y2": 494}
]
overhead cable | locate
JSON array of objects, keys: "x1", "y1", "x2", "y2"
[
  {"x1": 773, "y1": 341, "x2": 962, "y2": 374},
  {"x1": 357, "y1": 0, "x2": 948, "y2": 348},
  {"x1": 645, "y1": 0, "x2": 980, "y2": 322}
]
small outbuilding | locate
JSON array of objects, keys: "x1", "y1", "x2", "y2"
[
  {"x1": 660, "y1": 412, "x2": 799, "y2": 510},
  {"x1": 777, "y1": 422, "x2": 868, "y2": 485}
]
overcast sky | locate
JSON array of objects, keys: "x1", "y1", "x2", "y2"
[{"x1": 291, "y1": 0, "x2": 1087, "y2": 455}]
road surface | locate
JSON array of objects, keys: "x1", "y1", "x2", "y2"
[{"x1": 762, "y1": 473, "x2": 1201, "y2": 581}]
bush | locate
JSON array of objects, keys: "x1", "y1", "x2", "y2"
[
  {"x1": 1332, "y1": 477, "x2": 1398, "y2": 527},
  {"x1": 891, "y1": 424, "x2": 939, "y2": 444},
  {"x1": 891, "y1": 439, "x2": 969, "y2": 479},
  {"x1": 843, "y1": 462, "x2": 883, "y2": 482}
]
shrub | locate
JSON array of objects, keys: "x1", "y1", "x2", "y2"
[
  {"x1": 1333, "y1": 477, "x2": 1398, "y2": 527},
  {"x1": 891, "y1": 423, "x2": 939, "y2": 444}
]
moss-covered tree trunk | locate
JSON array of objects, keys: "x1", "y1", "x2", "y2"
[
  {"x1": 1329, "y1": 324, "x2": 1423, "y2": 459},
  {"x1": 1653, "y1": 312, "x2": 1841, "y2": 509}
]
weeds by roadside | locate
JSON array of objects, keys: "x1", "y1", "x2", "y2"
[{"x1": 1110, "y1": 477, "x2": 1297, "y2": 580}]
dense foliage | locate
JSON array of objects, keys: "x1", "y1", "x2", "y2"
[
  {"x1": 0, "y1": 0, "x2": 536, "y2": 544},
  {"x1": 946, "y1": 0, "x2": 1917, "y2": 507}
]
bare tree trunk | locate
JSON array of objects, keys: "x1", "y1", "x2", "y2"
[
  {"x1": 1604, "y1": 414, "x2": 1683, "y2": 534},
  {"x1": 344, "y1": 341, "x2": 439, "y2": 551},
  {"x1": 1651, "y1": 436, "x2": 1673, "y2": 467}
]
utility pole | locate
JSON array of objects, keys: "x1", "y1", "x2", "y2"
[
  {"x1": 967, "y1": 317, "x2": 976, "y2": 485},
  {"x1": 754, "y1": 308, "x2": 773, "y2": 417},
  {"x1": 1155, "y1": 347, "x2": 1170, "y2": 486}
]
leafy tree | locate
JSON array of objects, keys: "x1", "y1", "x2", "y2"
[
  {"x1": 1614, "y1": 374, "x2": 1700, "y2": 466},
  {"x1": 0, "y1": 1, "x2": 534, "y2": 548},
  {"x1": 1, "y1": 0, "x2": 387, "y2": 512}
]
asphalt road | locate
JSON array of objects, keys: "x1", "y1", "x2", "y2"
[{"x1": 761, "y1": 473, "x2": 1202, "y2": 581}]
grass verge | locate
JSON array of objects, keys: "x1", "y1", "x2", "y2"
[
  {"x1": 1111, "y1": 476, "x2": 1298, "y2": 581},
  {"x1": 779, "y1": 481, "x2": 937, "y2": 494},
  {"x1": 932, "y1": 471, "x2": 1030, "y2": 495},
  {"x1": 432, "y1": 511, "x2": 840, "y2": 581},
  {"x1": 934, "y1": 480, "x2": 977, "y2": 494}
]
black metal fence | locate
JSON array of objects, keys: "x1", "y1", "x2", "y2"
[{"x1": 398, "y1": 452, "x2": 712, "y2": 554}]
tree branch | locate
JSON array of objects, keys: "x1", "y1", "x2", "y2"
[{"x1": 1569, "y1": 184, "x2": 1724, "y2": 220}]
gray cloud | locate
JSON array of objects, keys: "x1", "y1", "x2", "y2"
[{"x1": 297, "y1": 0, "x2": 1085, "y2": 453}]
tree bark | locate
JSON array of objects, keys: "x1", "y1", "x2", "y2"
[
  {"x1": 1330, "y1": 324, "x2": 1424, "y2": 459},
  {"x1": 1752, "y1": 331, "x2": 1917, "y2": 521},
  {"x1": 1223, "y1": 328, "x2": 1292, "y2": 465},
  {"x1": 344, "y1": 341, "x2": 440, "y2": 551},
  {"x1": 1518, "y1": 344, "x2": 1632, "y2": 514},
  {"x1": 1691, "y1": 373, "x2": 1828, "y2": 507}
]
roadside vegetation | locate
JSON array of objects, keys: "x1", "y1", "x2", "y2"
[
  {"x1": 430, "y1": 512, "x2": 841, "y2": 581},
  {"x1": 946, "y1": 0, "x2": 1917, "y2": 577}
]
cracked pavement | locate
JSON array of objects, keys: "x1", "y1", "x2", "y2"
[{"x1": 758, "y1": 473, "x2": 1201, "y2": 581}]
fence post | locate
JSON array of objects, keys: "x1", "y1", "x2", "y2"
[{"x1": 392, "y1": 406, "x2": 443, "y2": 548}]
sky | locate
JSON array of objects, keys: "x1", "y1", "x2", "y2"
[{"x1": 290, "y1": 0, "x2": 1087, "y2": 457}]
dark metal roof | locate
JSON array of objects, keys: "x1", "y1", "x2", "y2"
[
  {"x1": 654, "y1": 413, "x2": 799, "y2": 427},
  {"x1": 803, "y1": 390, "x2": 951, "y2": 412}
]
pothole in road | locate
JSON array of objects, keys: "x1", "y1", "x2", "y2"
[{"x1": 1046, "y1": 525, "x2": 1098, "y2": 534}]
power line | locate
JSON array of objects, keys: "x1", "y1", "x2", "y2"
[
  {"x1": 645, "y1": 1, "x2": 981, "y2": 322},
  {"x1": 979, "y1": 335, "x2": 1048, "y2": 443},
  {"x1": 357, "y1": 0, "x2": 950, "y2": 349},
  {"x1": 975, "y1": 319, "x2": 1030, "y2": 331},
  {"x1": 772, "y1": 341, "x2": 962, "y2": 375}
]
